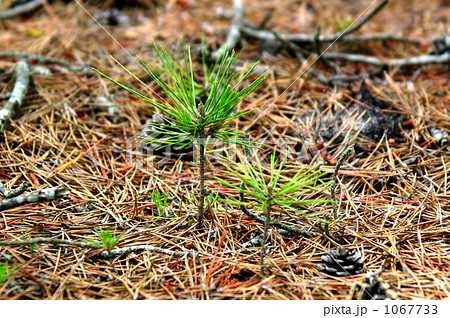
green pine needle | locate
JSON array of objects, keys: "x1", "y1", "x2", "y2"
[
  {"x1": 215, "y1": 147, "x2": 331, "y2": 223},
  {"x1": 94, "y1": 40, "x2": 266, "y2": 149}
]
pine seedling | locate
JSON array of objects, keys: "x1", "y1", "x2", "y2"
[
  {"x1": 150, "y1": 189, "x2": 170, "y2": 217},
  {"x1": 215, "y1": 147, "x2": 330, "y2": 275},
  {"x1": 86, "y1": 229, "x2": 124, "y2": 252},
  {"x1": 94, "y1": 40, "x2": 266, "y2": 228},
  {"x1": 335, "y1": 14, "x2": 353, "y2": 32}
]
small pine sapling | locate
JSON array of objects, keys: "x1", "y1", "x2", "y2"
[
  {"x1": 215, "y1": 147, "x2": 331, "y2": 275},
  {"x1": 86, "y1": 228, "x2": 124, "y2": 252},
  {"x1": 94, "y1": 40, "x2": 266, "y2": 228}
]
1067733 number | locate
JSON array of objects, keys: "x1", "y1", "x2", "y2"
[{"x1": 384, "y1": 305, "x2": 437, "y2": 315}]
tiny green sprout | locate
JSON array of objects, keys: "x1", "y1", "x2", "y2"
[
  {"x1": 29, "y1": 243, "x2": 36, "y2": 256},
  {"x1": 215, "y1": 147, "x2": 331, "y2": 275},
  {"x1": 186, "y1": 193, "x2": 196, "y2": 204},
  {"x1": 93, "y1": 39, "x2": 266, "y2": 228},
  {"x1": 150, "y1": 189, "x2": 169, "y2": 217},
  {"x1": 207, "y1": 191, "x2": 219, "y2": 206},
  {"x1": 86, "y1": 229, "x2": 124, "y2": 252},
  {"x1": 336, "y1": 14, "x2": 353, "y2": 32},
  {"x1": 0, "y1": 261, "x2": 19, "y2": 285}
]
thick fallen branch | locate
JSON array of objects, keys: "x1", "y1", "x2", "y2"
[
  {"x1": 324, "y1": 51, "x2": 450, "y2": 68},
  {"x1": 0, "y1": 60, "x2": 30, "y2": 132},
  {"x1": 210, "y1": 0, "x2": 243, "y2": 61},
  {"x1": 0, "y1": 186, "x2": 69, "y2": 211},
  {"x1": 0, "y1": 52, "x2": 86, "y2": 72},
  {"x1": 0, "y1": 238, "x2": 194, "y2": 258},
  {"x1": 0, "y1": 0, "x2": 45, "y2": 20}
]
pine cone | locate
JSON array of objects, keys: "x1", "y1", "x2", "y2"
[
  {"x1": 318, "y1": 246, "x2": 365, "y2": 276},
  {"x1": 140, "y1": 114, "x2": 193, "y2": 157},
  {"x1": 353, "y1": 275, "x2": 398, "y2": 300}
]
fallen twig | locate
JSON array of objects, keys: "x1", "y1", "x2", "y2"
[
  {"x1": 272, "y1": 31, "x2": 330, "y2": 85},
  {"x1": 324, "y1": 51, "x2": 450, "y2": 68},
  {"x1": 0, "y1": 186, "x2": 69, "y2": 211},
  {"x1": 241, "y1": 26, "x2": 421, "y2": 45},
  {"x1": 0, "y1": 0, "x2": 45, "y2": 20},
  {"x1": 210, "y1": 0, "x2": 243, "y2": 61},
  {"x1": 0, "y1": 182, "x2": 28, "y2": 198},
  {"x1": 0, "y1": 238, "x2": 194, "y2": 258},
  {"x1": 0, "y1": 238, "x2": 99, "y2": 249},
  {"x1": 0, "y1": 60, "x2": 30, "y2": 132},
  {"x1": 0, "y1": 52, "x2": 87, "y2": 72},
  {"x1": 98, "y1": 245, "x2": 193, "y2": 258},
  {"x1": 314, "y1": 24, "x2": 339, "y2": 73},
  {"x1": 217, "y1": 0, "x2": 419, "y2": 47}
]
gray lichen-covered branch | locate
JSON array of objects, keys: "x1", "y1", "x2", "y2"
[
  {"x1": 215, "y1": 0, "x2": 448, "y2": 87},
  {"x1": 98, "y1": 245, "x2": 193, "y2": 258},
  {"x1": 240, "y1": 26, "x2": 420, "y2": 45},
  {"x1": 0, "y1": 52, "x2": 86, "y2": 72},
  {"x1": 211, "y1": 0, "x2": 244, "y2": 61},
  {"x1": 0, "y1": 182, "x2": 28, "y2": 198},
  {"x1": 324, "y1": 51, "x2": 450, "y2": 68},
  {"x1": 0, "y1": 0, "x2": 45, "y2": 20},
  {"x1": 0, "y1": 238, "x2": 194, "y2": 258},
  {"x1": 0, "y1": 186, "x2": 69, "y2": 211},
  {"x1": 0, "y1": 60, "x2": 30, "y2": 132},
  {"x1": 0, "y1": 238, "x2": 99, "y2": 249},
  {"x1": 218, "y1": 0, "x2": 418, "y2": 45},
  {"x1": 241, "y1": 25, "x2": 421, "y2": 44}
]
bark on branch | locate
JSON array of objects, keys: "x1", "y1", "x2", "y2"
[
  {"x1": 0, "y1": 60, "x2": 30, "y2": 132},
  {"x1": 324, "y1": 51, "x2": 450, "y2": 67},
  {"x1": 240, "y1": 26, "x2": 420, "y2": 45},
  {"x1": 0, "y1": 0, "x2": 45, "y2": 20},
  {"x1": 210, "y1": 0, "x2": 244, "y2": 61},
  {"x1": 0, "y1": 186, "x2": 69, "y2": 211},
  {"x1": 0, "y1": 238, "x2": 194, "y2": 258}
]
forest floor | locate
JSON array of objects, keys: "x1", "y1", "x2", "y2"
[{"x1": 0, "y1": 0, "x2": 449, "y2": 299}]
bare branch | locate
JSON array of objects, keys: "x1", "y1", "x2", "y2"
[
  {"x1": 0, "y1": 0, "x2": 45, "y2": 20},
  {"x1": 211, "y1": 0, "x2": 244, "y2": 61},
  {"x1": 0, "y1": 238, "x2": 99, "y2": 249},
  {"x1": 0, "y1": 52, "x2": 87, "y2": 72},
  {"x1": 324, "y1": 51, "x2": 450, "y2": 67},
  {"x1": 241, "y1": 26, "x2": 420, "y2": 45},
  {"x1": 0, "y1": 182, "x2": 28, "y2": 198},
  {"x1": 0, "y1": 186, "x2": 69, "y2": 212},
  {"x1": 98, "y1": 245, "x2": 193, "y2": 258},
  {"x1": 0, "y1": 238, "x2": 194, "y2": 258},
  {"x1": 0, "y1": 60, "x2": 30, "y2": 132}
]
